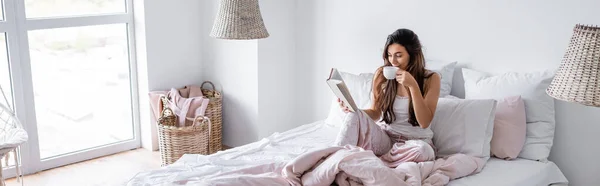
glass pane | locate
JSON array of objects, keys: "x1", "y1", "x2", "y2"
[
  {"x1": 25, "y1": 0, "x2": 126, "y2": 19},
  {"x1": 28, "y1": 24, "x2": 134, "y2": 159},
  {"x1": 0, "y1": 33, "x2": 16, "y2": 168},
  {"x1": 0, "y1": 33, "x2": 11, "y2": 109}
]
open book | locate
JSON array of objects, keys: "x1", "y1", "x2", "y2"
[{"x1": 326, "y1": 68, "x2": 358, "y2": 112}]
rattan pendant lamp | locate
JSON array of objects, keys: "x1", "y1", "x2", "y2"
[
  {"x1": 547, "y1": 24, "x2": 600, "y2": 107},
  {"x1": 210, "y1": 0, "x2": 269, "y2": 40}
]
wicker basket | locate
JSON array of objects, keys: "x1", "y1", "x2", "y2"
[
  {"x1": 157, "y1": 96, "x2": 212, "y2": 166},
  {"x1": 199, "y1": 81, "x2": 223, "y2": 154},
  {"x1": 156, "y1": 81, "x2": 223, "y2": 166}
]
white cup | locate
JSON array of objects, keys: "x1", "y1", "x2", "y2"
[{"x1": 383, "y1": 66, "x2": 399, "y2": 80}]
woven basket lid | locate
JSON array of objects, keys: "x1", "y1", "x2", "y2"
[
  {"x1": 547, "y1": 24, "x2": 600, "y2": 107},
  {"x1": 210, "y1": 0, "x2": 269, "y2": 40}
]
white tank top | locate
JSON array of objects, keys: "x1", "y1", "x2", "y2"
[{"x1": 381, "y1": 96, "x2": 434, "y2": 140}]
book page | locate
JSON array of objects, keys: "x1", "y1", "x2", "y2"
[
  {"x1": 337, "y1": 83, "x2": 358, "y2": 112},
  {"x1": 326, "y1": 68, "x2": 358, "y2": 112}
]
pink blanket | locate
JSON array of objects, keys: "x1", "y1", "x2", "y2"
[
  {"x1": 284, "y1": 145, "x2": 485, "y2": 186},
  {"x1": 181, "y1": 110, "x2": 486, "y2": 185},
  {"x1": 196, "y1": 145, "x2": 485, "y2": 186}
]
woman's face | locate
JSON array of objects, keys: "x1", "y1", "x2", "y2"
[{"x1": 387, "y1": 43, "x2": 410, "y2": 70}]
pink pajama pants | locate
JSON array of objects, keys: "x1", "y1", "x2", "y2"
[{"x1": 333, "y1": 110, "x2": 436, "y2": 167}]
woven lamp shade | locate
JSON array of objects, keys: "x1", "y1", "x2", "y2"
[
  {"x1": 547, "y1": 24, "x2": 600, "y2": 107},
  {"x1": 210, "y1": 0, "x2": 269, "y2": 40}
]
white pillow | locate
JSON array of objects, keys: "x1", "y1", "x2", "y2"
[
  {"x1": 462, "y1": 68, "x2": 555, "y2": 161},
  {"x1": 324, "y1": 71, "x2": 374, "y2": 127},
  {"x1": 426, "y1": 60, "x2": 458, "y2": 97},
  {"x1": 430, "y1": 98, "x2": 497, "y2": 159}
]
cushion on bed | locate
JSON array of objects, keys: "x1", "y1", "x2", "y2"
[
  {"x1": 426, "y1": 60, "x2": 458, "y2": 98},
  {"x1": 491, "y1": 96, "x2": 527, "y2": 160},
  {"x1": 430, "y1": 98, "x2": 497, "y2": 159},
  {"x1": 462, "y1": 68, "x2": 555, "y2": 161}
]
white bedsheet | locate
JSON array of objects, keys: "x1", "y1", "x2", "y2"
[
  {"x1": 448, "y1": 158, "x2": 568, "y2": 186},
  {"x1": 128, "y1": 120, "x2": 568, "y2": 186}
]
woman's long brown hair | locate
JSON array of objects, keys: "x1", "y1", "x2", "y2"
[{"x1": 374, "y1": 29, "x2": 432, "y2": 126}]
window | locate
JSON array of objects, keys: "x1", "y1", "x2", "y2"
[{"x1": 1, "y1": 0, "x2": 139, "y2": 176}]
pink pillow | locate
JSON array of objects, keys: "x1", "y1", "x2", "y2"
[{"x1": 491, "y1": 96, "x2": 526, "y2": 160}]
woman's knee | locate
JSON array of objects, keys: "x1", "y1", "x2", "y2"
[
  {"x1": 342, "y1": 112, "x2": 361, "y2": 127},
  {"x1": 406, "y1": 140, "x2": 435, "y2": 161}
]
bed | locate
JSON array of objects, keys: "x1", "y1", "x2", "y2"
[
  {"x1": 127, "y1": 120, "x2": 568, "y2": 186},
  {"x1": 128, "y1": 63, "x2": 570, "y2": 185}
]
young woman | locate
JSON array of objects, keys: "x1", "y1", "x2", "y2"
[{"x1": 334, "y1": 28, "x2": 441, "y2": 167}]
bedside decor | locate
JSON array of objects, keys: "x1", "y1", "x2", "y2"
[
  {"x1": 156, "y1": 99, "x2": 211, "y2": 166},
  {"x1": 547, "y1": 24, "x2": 600, "y2": 107},
  {"x1": 200, "y1": 81, "x2": 223, "y2": 154},
  {"x1": 155, "y1": 81, "x2": 223, "y2": 166},
  {"x1": 210, "y1": 0, "x2": 269, "y2": 40}
]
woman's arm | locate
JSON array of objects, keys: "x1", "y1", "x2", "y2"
[{"x1": 406, "y1": 73, "x2": 441, "y2": 128}]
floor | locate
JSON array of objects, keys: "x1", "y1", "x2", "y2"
[{"x1": 5, "y1": 148, "x2": 161, "y2": 186}]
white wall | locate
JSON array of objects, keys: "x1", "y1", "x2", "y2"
[
  {"x1": 202, "y1": 38, "x2": 260, "y2": 147},
  {"x1": 295, "y1": 0, "x2": 600, "y2": 185},
  {"x1": 199, "y1": 0, "x2": 304, "y2": 147},
  {"x1": 138, "y1": 0, "x2": 302, "y2": 149},
  {"x1": 295, "y1": 0, "x2": 322, "y2": 123},
  {"x1": 143, "y1": 0, "x2": 204, "y2": 90},
  {"x1": 201, "y1": 0, "x2": 260, "y2": 147},
  {"x1": 257, "y1": 0, "x2": 299, "y2": 138},
  {"x1": 135, "y1": 0, "x2": 204, "y2": 150}
]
